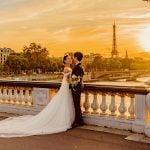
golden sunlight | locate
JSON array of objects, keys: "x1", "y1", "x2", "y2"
[{"x1": 139, "y1": 26, "x2": 150, "y2": 52}]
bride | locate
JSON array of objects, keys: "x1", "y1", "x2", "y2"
[{"x1": 0, "y1": 54, "x2": 75, "y2": 138}]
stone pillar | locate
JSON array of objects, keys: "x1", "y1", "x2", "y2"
[
  {"x1": 132, "y1": 94, "x2": 147, "y2": 133},
  {"x1": 144, "y1": 92, "x2": 150, "y2": 137},
  {"x1": 33, "y1": 87, "x2": 50, "y2": 110}
]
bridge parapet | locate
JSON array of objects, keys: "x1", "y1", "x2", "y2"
[{"x1": 0, "y1": 80, "x2": 150, "y2": 137}]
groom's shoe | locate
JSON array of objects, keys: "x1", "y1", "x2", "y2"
[
  {"x1": 72, "y1": 121, "x2": 85, "y2": 128},
  {"x1": 72, "y1": 123, "x2": 78, "y2": 128},
  {"x1": 77, "y1": 121, "x2": 85, "y2": 127}
]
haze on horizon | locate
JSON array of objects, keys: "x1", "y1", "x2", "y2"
[{"x1": 0, "y1": 0, "x2": 150, "y2": 58}]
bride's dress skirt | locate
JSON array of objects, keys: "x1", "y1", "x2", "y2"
[{"x1": 0, "y1": 81, "x2": 75, "y2": 138}]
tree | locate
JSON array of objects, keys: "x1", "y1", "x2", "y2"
[
  {"x1": 0, "y1": 63, "x2": 4, "y2": 71},
  {"x1": 5, "y1": 54, "x2": 27, "y2": 74},
  {"x1": 84, "y1": 62, "x2": 92, "y2": 72},
  {"x1": 120, "y1": 58, "x2": 132, "y2": 70},
  {"x1": 22, "y1": 42, "x2": 49, "y2": 73},
  {"x1": 91, "y1": 55, "x2": 103, "y2": 71},
  {"x1": 46, "y1": 57, "x2": 63, "y2": 73},
  {"x1": 107, "y1": 58, "x2": 122, "y2": 71}
]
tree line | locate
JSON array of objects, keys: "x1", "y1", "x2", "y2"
[
  {"x1": 0, "y1": 43, "x2": 63, "y2": 74},
  {"x1": 0, "y1": 42, "x2": 150, "y2": 75},
  {"x1": 83, "y1": 55, "x2": 150, "y2": 72}
]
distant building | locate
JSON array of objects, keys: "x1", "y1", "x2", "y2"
[
  {"x1": 84, "y1": 53, "x2": 101, "y2": 63},
  {"x1": 84, "y1": 53, "x2": 100, "y2": 58},
  {"x1": 0, "y1": 47, "x2": 15, "y2": 63}
]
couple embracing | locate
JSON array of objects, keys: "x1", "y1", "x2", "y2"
[
  {"x1": 0, "y1": 52, "x2": 84, "y2": 138},
  {"x1": 63, "y1": 52, "x2": 84, "y2": 128}
]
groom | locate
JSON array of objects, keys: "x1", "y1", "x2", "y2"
[{"x1": 71, "y1": 52, "x2": 84, "y2": 128}]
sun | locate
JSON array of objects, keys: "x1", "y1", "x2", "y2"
[{"x1": 139, "y1": 26, "x2": 150, "y2": 52}]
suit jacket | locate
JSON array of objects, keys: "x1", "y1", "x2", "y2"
[{"x1": 71, "y1": 63, "x2": 84, "y2": 92}]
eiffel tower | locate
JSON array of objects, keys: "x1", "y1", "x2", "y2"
[{"x1": 111, "y1": 22, "x2": 118, "y2": 58}]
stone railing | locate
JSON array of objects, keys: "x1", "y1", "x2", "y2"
[
  {"x1": 0, "y1": 80, "x2": 150, "y2": 137},
  {"x1": 82, "y1": 84, "x2": 150, "y2": 135},
  {"x1": 0, "y1": 81, "x2": 60, "y2": 115}
]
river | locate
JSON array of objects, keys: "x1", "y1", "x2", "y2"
[
  {"x1": 86, "y1": 77, "x2": 150, "y2": 87},
  {"x1": 1, "y1": 75, "x2": 150, "y2": 87}
]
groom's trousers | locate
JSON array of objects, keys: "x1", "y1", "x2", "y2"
[{"x1": 72, "y1": 88, "x2": 83, "y2": 124}]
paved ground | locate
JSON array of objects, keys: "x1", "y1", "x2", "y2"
[{"x1": 0, "y1": 128, "x2": 150, "y2": 150}]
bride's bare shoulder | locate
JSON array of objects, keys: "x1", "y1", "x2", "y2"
[{"x1": 63, "y1": 67, "x2": 72, "y2": 73}]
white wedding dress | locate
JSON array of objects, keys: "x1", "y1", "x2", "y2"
[{"x1": 0, "y1": 71, "x2": 75, "y2": 138}]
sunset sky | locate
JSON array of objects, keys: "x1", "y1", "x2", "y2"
[{"x1": 0, "y1": 0, "x2": 150, "y2": 57}]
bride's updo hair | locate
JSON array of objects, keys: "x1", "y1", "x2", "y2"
[{"x1": 63, "y1": 54, "x2": 69, "y2": 64}]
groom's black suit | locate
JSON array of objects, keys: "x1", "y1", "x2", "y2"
[{"x1": 71, "y1": 63, "x2": 84, "y2": 126}]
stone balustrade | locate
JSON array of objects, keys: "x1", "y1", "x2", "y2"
[
  {"x1": 0, "y1": 87, "x2": 33, "y2": 106},
  {"x1": 0, "y1": 80, "x2": 150, "y2": 137},
  {"x1": 82, "y1": 92, "x2": 135, "y2": 118},
  {"x1": 0, "y1": 81, "x2": 59, "y2": 115},
  {"x1": 81, "y1": 84, "x2": 150, "y2": 133}
]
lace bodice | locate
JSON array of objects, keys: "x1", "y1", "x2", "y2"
[{"x1": 63, "y1": 67, "x2": 72, "y2": 83}]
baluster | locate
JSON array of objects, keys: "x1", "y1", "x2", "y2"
[
  {"x1": 83, "y1": 92, "x2": 90, "y2": 113},
  {"x1": 17, "y1": 89, "x2": 21, "y2": 105},
  {"x1": 18, "y1": 88, "x2": 25, "y2": 105},
  {"x1": 55, "y1": 88, "x2": 58, "y2": 95},
  {"x1": 8, "y1": 88, "x2": 14, "y2": 104},
  {"x1": 30, "y1": 89, "x2": 34, "y2": 106},
  {"x1": 91, "y1": 92, "x2": 99, "y2": 114},
  {"x1": 118, "y1": 94, "x2": 127, "y2": 118},
  {"x1": 50, "y1": 88, "x2": 57, "y2": 98},
  {"x1": 100, "y1": 93, "x2": 108, "y2": 115},
  {"x1": 128, "y1": 94, "x2": 135, "y2": 119},
  {"x1": 27, "y1": 88, "x2": 33, "y2": 106},
  {"x1": 109, "y1": 93, "x2": 117, "y2": 116},
  {"x1": 24, "y1": 88, "x2": 29, "y2": 106},
  {"x1": 0, "y1": 87, "x2": 3, "y2": 103},
  {"x1": 14, "y1": 88, "x2": 18, "y2": 105},
  {"x1": 6, "y1": 88, "x2": 10, "y2": 103},
  {"x1": 3, "y1": 87, "x2": 8, "y2": 104},
  {"x1": 7, "y1": 87, "x2": 11, "y2": 104}
]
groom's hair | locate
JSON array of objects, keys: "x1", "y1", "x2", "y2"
[{"x1": 74, "y1": 52, "x2": 83, "y2": 61}]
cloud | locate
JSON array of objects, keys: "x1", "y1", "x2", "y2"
[{"x1": 0, "y1": 0, "x2": 150, "y2": 56}]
